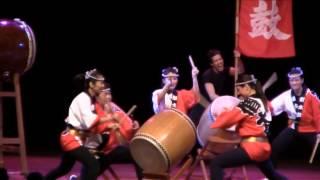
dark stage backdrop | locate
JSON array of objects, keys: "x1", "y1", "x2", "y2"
[{"x1": 1, "y1": 1, "x2": 319, "y2": 160}]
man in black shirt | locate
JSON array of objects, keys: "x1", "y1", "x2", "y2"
[{"x1": 202, "y1": 48, "x2": 244, "y2": 101}]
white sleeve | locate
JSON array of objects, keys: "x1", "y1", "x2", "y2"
[
  {"x1": 152, "y1": 89, "x2": 161, "y2": 114},
  {"x1": 79, "y1": 98, "x2": 98, "y2": 129},
  {"x1": 76, "y1": 94, "x2": 98, "y2": 129},
  {"x1": 270, "y1": 92, "x2": 286, "y2": 116}
]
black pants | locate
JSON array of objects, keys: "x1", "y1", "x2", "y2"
[
  {"x1": 97, "y1": 146, "x2": 143, "y2": 180},
  {"x1": 272, "y1": 127, "x2": 316, "y2": 164},
  {"x1": 45, "y1": 146, "x2": 100, "y2": 180},
  {"x1": 210, "y1": 147, "x2": 287, "y2": 180}
]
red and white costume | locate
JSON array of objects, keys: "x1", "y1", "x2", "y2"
[
  {"x1": 270, "y1": 88, "x2": 320, "y2": 132},
  {"x1": 89, "y1": 102, "x2": 134, "y2": 154},
  {"x1": 211, "y1": 97, "x2": 272, "y2": 161},
  {"x1": 152, "y1": 89, "x2": 198, "y2": 114},
  {"x1": 60, "y1": 92, "x2": 100, "y2": 151}
]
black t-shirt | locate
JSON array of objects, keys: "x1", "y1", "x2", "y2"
[{"x1": 201, "y1": 66, "x2": 234, "y2": 100}]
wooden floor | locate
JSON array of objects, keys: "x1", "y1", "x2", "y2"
[{"x1": 2, "y1": 155, "x2": 320, "y2": 179}]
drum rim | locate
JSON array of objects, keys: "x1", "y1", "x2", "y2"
[
  {"x1": 196, "y1": 103, "x2": 214, "y2": 146},
  {"x1": 167, "y1": 108, "x2": 196, "y2": 134},
  {"x1": 196, "y1": 96, "x2": 240, "y2": 146},
  {"x1": 14, "y1": 18, "x2": 37, "y2": 73},
  {"x1": 211, "y1": 96, "x2": 239, "y2": 132},
  {"x1": 210, "y1": 96, "x2": 240, "y2": 117},
  {"x1": 25, "y1": 23, "x2": 36, "y2": 72},
  {"x1": 131, "y1": 133, "x2": 170, "y2": 171}
]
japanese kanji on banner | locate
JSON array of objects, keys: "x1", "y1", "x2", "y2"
[{"x1": 238, "y1": 0, "x2": 295, "y2": 58}]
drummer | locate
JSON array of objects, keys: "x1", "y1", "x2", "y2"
[
  {"x1": 46, "y1": 69, "x2": 107, "y2": 180},
  {"x1": 85, "y1": 84, "x2": 143, "y2": 179},
  {"x1": 152, "y1": 66, "x2": 200, "y2": 114},
  {"x1": 270, "y1": 67, "x2": 320, "y2": 166},
  {"x1": 209, "y1": 74, "x2": 287, "y2": 180}
]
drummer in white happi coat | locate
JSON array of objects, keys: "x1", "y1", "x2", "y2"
[
  {"x1": 270, "y1": 67, "x2": 320, "y2": 163},
  {"x1": 152, "y1": 66, "x2": 200, "y2": 114}
]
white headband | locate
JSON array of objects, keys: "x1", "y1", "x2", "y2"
[
  {"x1": 235, "y1": 75, "x2": 257, "y2": 86},
  {"x1": 162, "y1": 73, "x2": 179, "y2": 78},
  {"x1": 85, "y1": 69, "x2": 105, "y2": 81},
  {"x1": 162, "y1": 67, "x2": 179, "y2": 77},
  {"x1": 287, "y1": 72, "x2": 303, "y2": 78},
  {"x1": 287, "y1": 67, "x2": 304, "y2": 78},
  {"x1": 101, "y1": 88, "x2": 111, "y2": 93}
]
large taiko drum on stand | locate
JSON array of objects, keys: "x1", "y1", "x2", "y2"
[
  {"x1": 130, "y1": 109, "x2": 196, "y2": 173},
  {"x1": 0, "y1": 18, "x2": 36, "y2": 175},
  {"x1": 0, "y1": 18, "x2": 36, "y2": 74},
  {"x1": 197, "y1": 96, "x2": 240, "y2": 154}
]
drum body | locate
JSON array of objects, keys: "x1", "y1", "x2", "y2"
[
  {"x1": 0, "y1": 18, "x2": 36, "y2": 74},
  {"x1": 197, "y1": 96, "x2": 240, "y2": 153},
  {"x1": 130, "y1": 109, "x2": 196, "y2": 173}
]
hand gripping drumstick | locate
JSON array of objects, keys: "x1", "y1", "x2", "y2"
[
  {"x1": 188, "y1": 55, "x2": 196, "y2": 68},
  {"x1": 309, "y1": 136, "x2": 320, "y2": 164},
  {"x1": 188, "y1": 55, "x2": 210, "y2": 108},
  {"x1": 115, "y1": 105, "x2": 137, "y2": 145}
]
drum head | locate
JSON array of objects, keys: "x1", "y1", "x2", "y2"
[
  {"x1": 197, "y1": 96, "x2": 240, "y2": 146},
  {"x1": 210, "y1": 95, "x2": 240, "y2": 118},
  {"x1": 0, "y1": 18, "x2": 36, "y2": 74},
  {"x1": 130, "y1": 135, "x2": 169, "y2": 172},
  {"x1": 197, "y1": 104, "x2": 214, "y2": 146}
]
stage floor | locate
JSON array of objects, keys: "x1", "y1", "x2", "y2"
[{"x1": 2, "y1": 155, "x2": 320, "y2": 179}]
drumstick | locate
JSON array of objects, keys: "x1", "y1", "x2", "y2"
[
  {"x1": 115, "y1": 105, "x2": 137, "y2": 145},
  {"x1": 188, "y1": 55, "x2": 196, "y2": 68},
  {"x1": 127, "y1": 105, "x2": 137, "y2": 116},
  {"x1": 309, "y1": 136, "x2": 320, "y2": 164},
  {"x1": 262, "y1": 72, "x2": 277, "y2": 92}
]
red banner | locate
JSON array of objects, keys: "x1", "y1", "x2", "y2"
[{"x1": 238, "y1": 0, "x2": 295, "y2": 58}]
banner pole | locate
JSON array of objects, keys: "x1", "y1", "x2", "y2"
[{"x1": 234, "y1": 0, "x2": 240, "y2": 96}]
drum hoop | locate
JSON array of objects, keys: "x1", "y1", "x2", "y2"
[
  {"x1": 132, "y1": 133, "x2": 171, "y2": 170},
  {"x1": 210, "y1": 96, "x2": 240, "y2": 116},
  {"x1": 14, "y1": 19, "x2": 36, "y2": 73},
  {"x1": 207, "y1": 103, "x2": 214, "y2": 122},
  {"x1": 167, "y1": 108, "x2": 196, "y2": 135},
  {"x1": 25, "y1": 25, "x2": 36, "y2": 72},
  {"x1": 196, "y1": 103, "x2": 213, "y2": 146}
]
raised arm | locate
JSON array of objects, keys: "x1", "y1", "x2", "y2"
[
  {"x1": 230, "y1": 50, "x2": 245, "y2": 75},
  {"x1": 191, "y1": 66, "x2": 200, "y2": 102},
  {"x1": 204, "y1": 82, "x2": 219, "y2": 101}
]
